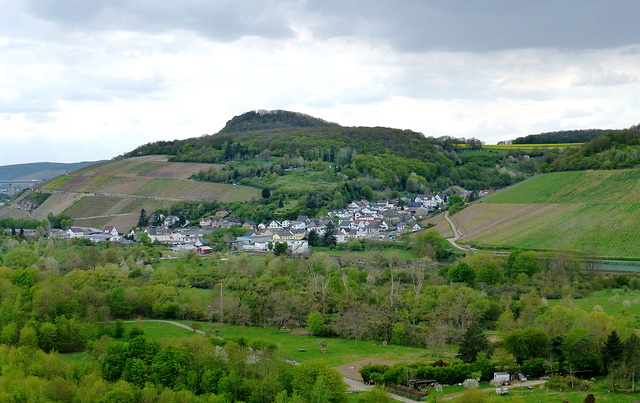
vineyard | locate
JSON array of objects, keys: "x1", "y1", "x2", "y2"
[
  {"x1": 449, "y1": 169, "x2": 640, "y2": 258},
  {"x1": 27, "y1": 156, "x2": 260, "y2": 230}
]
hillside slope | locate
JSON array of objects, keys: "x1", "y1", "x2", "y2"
[
  {"x1": 12, "y1": 156, "x2": 259, "y2": 230},
  {"x1": 446, "y1": 170, "x2": 640, "y2": 258}
]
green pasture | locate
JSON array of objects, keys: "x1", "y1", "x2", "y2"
[
  {"x1": 200, "y1": 324, "x2": 449, "y2": 367},
  {"x1": 120, "y1": 321, "x2": 197, "y2": 341},
  {"x1": 547, "y1": 288, "x2": 640, "y2": 318}
]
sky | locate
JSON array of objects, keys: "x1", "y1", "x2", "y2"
[{"x1": 1, "y1": 1, "x2": 640, "y2": 165}]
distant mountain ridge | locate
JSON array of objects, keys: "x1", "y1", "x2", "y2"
[
  {"x1": 510, "y1": 128, "x2": 620, "y2": 144},
  {"x1": 0, "y1": 161, "x2": 102, "y2": 181}
]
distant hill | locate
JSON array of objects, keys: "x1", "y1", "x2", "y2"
[
  {"x1": 509, "y1": 129, "x2": 619, "y2": 145},
  {"x1": 0, "y1": 161, "x2": 102, "y2": 181},
  {"x1": 444, "y1": 169, "x2": 640, "y2": 258}
]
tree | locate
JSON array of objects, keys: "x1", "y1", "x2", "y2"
[
  {"x1": 262, "y1": 187, "x2": 271, "y2": 199},
  {"x1": 308, "y1": 229, "x2": 319, "y2": 247},
  {"x1": 323, "y1": 221, "x2": 337, "y2": 246},
  {"x1": 623, "y1": 332, "x2": 640, "y2": 392},
  {"x1": 448, "y1": 262, "x2": 476, "y2": 288},
  {"x1": 151, "y1": 346, "x2": 182, "y2": 388},
  {"x1": 457, "y1": 323, "x2": 491, "y2": 363},
  {"x1": 334, "y1": 304, "x2": 367, "y2": 346},
  {"x1": 138, "y1": 209, "x2": 147, "y2": 228},
  {"x1": 504, "y1": 327, "x2": 549, "y2": 364},
  {"x1": 274, "y1": 241, "x2": 288, "y2": 256},
  {"x1": 293, "y1": 359, "x2": 347, "y2": 403},
  {"x1": 602, "y1": 329, "x2": 624, "y2": 374},
  {"x1": 306, "y1": 311, "x2": 324, "y2": 335}
]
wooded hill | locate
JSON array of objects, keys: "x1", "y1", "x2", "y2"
[{"x1": 123, "y1": 110, "x2": 536, "y2": 223}]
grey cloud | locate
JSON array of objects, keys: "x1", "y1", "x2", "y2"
[
  {"x1": 23, "y1": 0, "x2": 295, "y2": 41},
  {"x1": 301, "y1": 0, "x2": 640, "y2": 52}
]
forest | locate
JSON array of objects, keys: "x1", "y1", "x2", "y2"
[
  {"x1": 2, "y1": 226, "x2": 640, "y2": 401},
  {"x1": 545, "y1": 124, "x2": 640, "y2": 172}
]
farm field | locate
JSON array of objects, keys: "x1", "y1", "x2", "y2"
[
  {"x1": 483, "y1": 169, "x2": 640, "y2": 204},
  {"x1": 482, "y1": 143, "x2": 583, "y2": 151},
  {"x1": 444, "y1": 169, "x2": 640, "y2": 258}
]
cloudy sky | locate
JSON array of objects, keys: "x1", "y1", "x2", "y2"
[{"x1": 1, "y1": 1, "x2": 640, "y2": 165}]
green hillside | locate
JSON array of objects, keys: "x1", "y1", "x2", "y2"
[
  {"x1": 482, "y1": 170, "x2": 640, "y2": 204},
  {"x1": 15, "y1": 155, "x2": 260, "y2": 230},
  {"x1": 451, "y1": 169, "x2": 640, "y2": 258}
]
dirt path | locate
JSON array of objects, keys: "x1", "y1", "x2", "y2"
[
  {"x1": 444, "y1": 211, "x2": 476, "y2": 251},
  {"x1": 122, "y1": 319, "x2": 206, "y2": 335}
]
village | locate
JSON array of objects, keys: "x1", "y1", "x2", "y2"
[{"x1": 42, "y1": 192, "x2": 491, "y2": 255}]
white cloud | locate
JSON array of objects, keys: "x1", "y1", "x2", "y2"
[{"x1": 0, "y1": 1, "x2": 639, "y2": 165}]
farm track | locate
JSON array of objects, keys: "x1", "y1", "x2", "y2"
[
  {"x1": 444, "y1": 211, "x2": 476, "y2": 251},
  {"x1": 38, "y1": 188, "x2": 184, "y2": 202}
]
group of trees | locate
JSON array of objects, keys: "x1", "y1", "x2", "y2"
[
  {"x1": 546, "y1": 124, "x2": 640, "y2": 172},
  {"x1": 4, "y1": 217, "x2": 640, "y2": 399}
]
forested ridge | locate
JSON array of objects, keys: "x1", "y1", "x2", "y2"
[
  {"x1": 545, "y1": 124, "x2": 640, "y2": 171},
  {"x1": 510, "y1": 129, "x2": 619, "y2": 145}
]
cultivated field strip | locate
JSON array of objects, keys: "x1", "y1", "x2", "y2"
[
  {"x1": 31, "y1": 155, "x2": 260, "y2": 229},
  {"x1": 454, "y1": 169, "x2": 640, "y2": 257}
]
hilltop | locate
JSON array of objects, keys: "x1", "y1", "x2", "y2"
[{"x1": 219, "y1": 109, "x2": 338, "y2": 133}]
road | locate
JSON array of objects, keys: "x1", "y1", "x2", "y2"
[{"x1": 444, "y1": 211, "x2": 476, "y2": 251}]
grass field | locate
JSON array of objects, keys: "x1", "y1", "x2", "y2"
[
  {"x1": 446, "y1": 169, "x2": 640, "y2": 258},
  {"x1": 482, "y1": 143, "x2": 583, "y2": 151},
  {"x1": 201, "y1": 324, "x2": 450, "y2": 367},
  {"x1": 547, "y1": 288, "x2": 640, "y2": 317}
]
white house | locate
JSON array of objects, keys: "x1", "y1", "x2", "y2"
[{"x1": 103, "y1": 226, "x2": 118, "y2": 236}]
